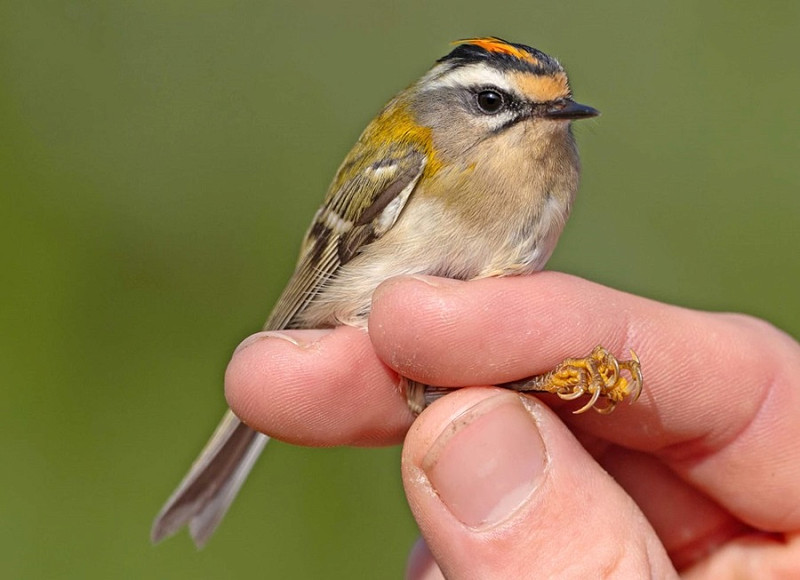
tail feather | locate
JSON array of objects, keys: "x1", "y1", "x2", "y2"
[{"x1": 151, "y1": 410, "x2": 269, "y2": 547}]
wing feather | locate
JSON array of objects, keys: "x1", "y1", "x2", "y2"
[{"x1": 265, "y1": 148, "x2": 426, "y2": 331}]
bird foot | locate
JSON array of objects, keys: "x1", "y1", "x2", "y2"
[
  {"x1": 502, "y1": 345, "x2": 642, "y2": 414},
  {"x1": 403, "y1": 346, "x2": 642, "y2": 415}
]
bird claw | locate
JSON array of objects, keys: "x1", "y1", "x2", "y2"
[{"x1": 503, "y1": 345, "x2": 643, "y2": 414}]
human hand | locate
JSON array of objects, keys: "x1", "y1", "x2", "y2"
[{"x1": 225, "y1": 272, "x2": 800, "y2": 578}]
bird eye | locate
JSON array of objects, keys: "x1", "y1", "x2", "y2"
[{"x1": 476, "y1": 90, "x2": 505, "y2": 114}]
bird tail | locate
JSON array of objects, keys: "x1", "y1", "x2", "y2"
[{"x1": 151, "y1": 410, "x2": 269, "y2": 548}]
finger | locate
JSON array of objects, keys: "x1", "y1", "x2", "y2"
[
  {"x1": 574, "y1": 428, "x2": 757, "y2": 570},
  {"x1": 402, "y1": 387, "x2": 675, "y2": 579},
  {"x1": 682, "y1": 531, "x2": 800, "y2": 579},
  {"x1": 371, "y1": 273, "x2": 800, "y2": 532},
  {"x1": 224, "y1": 327, "x2": 413, "y2": 446},
  {"x1": 596, "y1": 445, "x2": 750, "y2": 570}
]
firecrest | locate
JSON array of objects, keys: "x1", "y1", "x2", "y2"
[{"x1": 152, "y1": 37, "x2": 642, "y2": 548}]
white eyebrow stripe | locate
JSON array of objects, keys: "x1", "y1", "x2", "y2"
[{"x1": 424, "y1": 63, "x2": 517, "y2": 95}]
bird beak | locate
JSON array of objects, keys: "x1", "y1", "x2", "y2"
[{"x1": 543, "y1": 99, "x2": 600, "y2": 120}]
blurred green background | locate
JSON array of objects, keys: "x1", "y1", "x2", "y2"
[{"x1": 2, "y1": 1, "x2": 798, "y2": 578}]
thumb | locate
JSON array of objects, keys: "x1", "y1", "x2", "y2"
[{"x1": 402, "y1": 388, "x2": 675, "y2": 579}]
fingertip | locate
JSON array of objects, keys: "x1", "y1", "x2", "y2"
[
  {"x1": 371, "y1": 275, "x2": 486, "y2": 385},
  {"x1": 224, "y1": 329, "x2": 333, "y2": 432},
  {"x1": 402, "y1": 388, "x2": 673, "y2": 578},
  {"x1": 224, "y1": 326, "x2": 411, "y2": 446},
  {"x1": 370, "y1": 275, "x2": 465, "y2": 343}
]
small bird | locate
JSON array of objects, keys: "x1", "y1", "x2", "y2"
[{"x1": 152, "y1": 37, "x2": 642, "y2": 548}]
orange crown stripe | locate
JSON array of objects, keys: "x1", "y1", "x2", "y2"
[{"x1": 455, "y1": 37, "x2": 537, "y2": 64}]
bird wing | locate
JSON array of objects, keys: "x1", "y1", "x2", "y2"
[
  {"x1": 265, "y1": 146, "x2": 427, "y2": 330},
  {"x1": 152, "y1": 146, "x2": 428, "y2": 547}
]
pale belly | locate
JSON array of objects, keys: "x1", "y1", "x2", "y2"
[{"x1": 295, "y1": 194, "x2": 568, "y2": 328}]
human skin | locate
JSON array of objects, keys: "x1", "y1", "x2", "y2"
[{"x1": 225, "y1": 272, "x2": 800, "y2": 578}]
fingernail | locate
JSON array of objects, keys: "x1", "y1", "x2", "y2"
[
  {"x1": 422, "y1": 393, "x2": 547, "y2": 529},
  {"x1": 233, "y1": 329, "x2": 333, "y2": 355}
]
